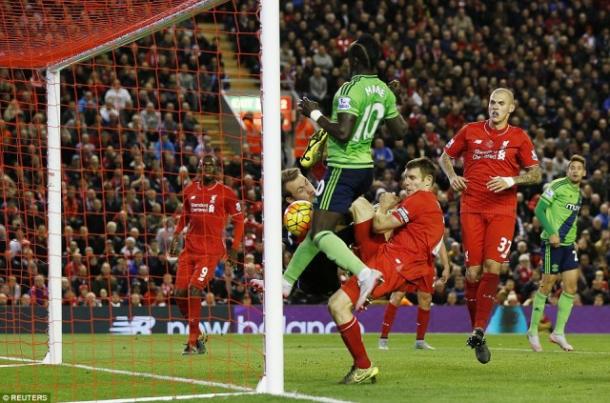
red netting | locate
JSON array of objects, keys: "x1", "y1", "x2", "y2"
[
  {"x1": 0, "y1": 0, "x2": 224, "y2": 69},
  {"x1": 1, "y1": 1, "x2": 269, "y2": 400}
]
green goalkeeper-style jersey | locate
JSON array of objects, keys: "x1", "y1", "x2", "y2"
[
  {"x1": 539, "y1": 177, "x2": 582, "y2": 245},
  {"x1": 328, "y1": 74, "x2": 399, "y2": 168}
]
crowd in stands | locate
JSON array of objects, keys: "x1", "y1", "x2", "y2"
[
  {"x1": 277, "y1": 0, "x2": 610, "y2": 306},
  {"x1": 0, "y1": 0, "x2": 609, "y2": 310}
]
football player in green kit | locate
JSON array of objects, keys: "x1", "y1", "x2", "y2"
[
  {"x1": 528, "y1": 154, "x2": 586, "y2": 352},
  {"x1": 291, "y1": 33, "x2": 407, "y2": 312}
]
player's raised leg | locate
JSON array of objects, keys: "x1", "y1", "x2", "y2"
[{"x1": 311, "y1": 168, "x2": 383, "y2": 311}]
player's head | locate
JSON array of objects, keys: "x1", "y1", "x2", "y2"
[
  {"x1": 567, "y1": 154, "x2": 586, "y2": 184},
  {"x1": 282, "y1": 168, "x2": 315, "y2": 204},
  {"x1": 347, "y1": 34, "x2": 381, "y2": 75},
  {"x1": 488, "y1": 88, "x2": 515, "y2": 126},
  {"x1": 402, "y1": 157, "x2": 436, "y2": 195},
  {"x1": 199, "y1": 154, "x2": 220, "y2": 178}
]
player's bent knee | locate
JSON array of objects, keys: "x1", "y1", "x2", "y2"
[
  {"x1": 328, "y1": 289, "x2": 353, "y2": 322},
  {"x1": 466, "y1": 266, "x2": 482, "y2": 282},
  {"x1": 539, "y1": 274, "x2": 557, "y2": 294},
  {"x1": 389, "y1": 291, "x2": 405, "y2": 306},
  {"x1": 189, "y1": 285, "x2": 204, "y2": 297},
  {"x1": 418, "y1": 292, "x2": 432, "y2": 309},
  {"x1": 483, "y1": 259, "x2": 502, "y2": 274},
  {"x1": 350, "y1": 197, "x2": 374, "y2": 224}
]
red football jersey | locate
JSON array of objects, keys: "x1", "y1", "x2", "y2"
[
  {"x1": 444, "y1": 120, "x2": 539, "y2": 216},
  {"x1": 176, "y1": 181, "x2": 242, "y2": 255},
  {"x1": 383, "y1": 190, "x2": 445, "y2": 277}
]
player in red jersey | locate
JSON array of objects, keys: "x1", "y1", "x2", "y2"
[
  {"x1": 170, "y1": 154, "x2": 244, "y2": 354},
  {"x1": 439, "y1": 88, "x2": 541, "y2": 364},
  {"x1": 327, "y1": 157, "x2": 445, "y2": 384}
]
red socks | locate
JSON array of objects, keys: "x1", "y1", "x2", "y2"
[
  {"x1": 338, "y1": 317, "x2": 371, "y2": 369},
  {"x1": 465, "y1": 279, "x2": 479, "y2": 328},
  {"x1": 176, "y1": 296, "x2": 189, "y2": 318},
  {"x1": 380, "y1": 303, "x2": 398, "y2": 339},
  {"x1": 474, "y1": 272, "x2": 499, "y2": 330},
  {"x1": 416, "y1": 308, "x2": 430, "y2": 340},
  {"x1": 187, "y1": 294, "x2": 202, "y2": 344}
]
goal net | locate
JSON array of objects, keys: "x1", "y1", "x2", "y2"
[{"x1": 0, "y1": 0, "x2": 284, "y2": 400}]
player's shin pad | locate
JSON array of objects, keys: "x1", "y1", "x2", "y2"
[{"x1": 300, "y1": 129, "x2": 328, "y2": 168}]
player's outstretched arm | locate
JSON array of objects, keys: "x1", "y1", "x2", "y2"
[
  {"x1": 439, "y1": 152, "x2": 468, "y2": 191},
  {"x1": 298, "y1": 97, "x2": 356, "y2": 142}
]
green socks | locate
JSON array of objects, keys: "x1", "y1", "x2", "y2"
[
  {"x1": 312, "y1": 230, "x2": 365, "y2": 276},
  {"x1": 283, "y1": 235, "x2": 319, "y2": 285},
  {"x1": 555, "y1": 291, "x2": 575, "y2": 335},
  {"x1": 528, "y1": 291, "x2": 575, "y2": 335},
  {"x1": 528, "y1": 291, "x2": 548, "y2": 335}
]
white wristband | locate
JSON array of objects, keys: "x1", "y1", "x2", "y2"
[
  {"x1": 503, "y1": 176, "x2": 515, "y2": 188},
  {"x1": 310, "y1": 109, "x2": 322, "y2": 122}
]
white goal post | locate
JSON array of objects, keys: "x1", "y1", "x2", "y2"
[{"x1": 39, "y1": 0, "x2": 284, "y2": 395}]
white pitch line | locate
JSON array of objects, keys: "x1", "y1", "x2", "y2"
[
  {"x1": 0, "y1": 363, "x2": 42, "y2": 368},
  {"x1": 0, "y1": 355, "x2": 42, "y2": 363},
  {"x1": 63, "y1": 392, "x2": 257, "y2": 403},
  {"x1": 0, "y1": 355, "x2": 350, "y2": 403},
  {"x1": 64, "y1": 392, "x2": 351, "y2": 403},
  {"x1": 65, "y1": 362, "x2": 253, "y2": 392},
  {"x1": 487, "y1": 347, "x2": 610, "y2": 355}
]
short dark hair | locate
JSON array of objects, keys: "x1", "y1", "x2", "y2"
[
  {"x1": 406, "y1": 157, "x2": 437, "y2": 184},
  {"x1": 569, "y1": 154, "x2": 586, "y2": 169},
  {"x1": 281, "y1": 168, "x2": 300, "y2": 196},
  {"x1": 348, "y1": 34, "x2": 381, "y2": 70}
]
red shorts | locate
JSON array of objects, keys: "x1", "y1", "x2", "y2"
[
  {"x1": 344, "y1": 220, "x2": 435, "y2": 302},
  {"x1": 175, "y1": 251, "x2": 223, "y2": 290},
  {"x1": 461, "y1": 212, "x2": 516, "y2": 266},
  {"x1": 403, "y1": 272, "x2": 435, "y2": 294},
  {"x1": 341, "y1": 264, "x2": 407, "y2": 305}
]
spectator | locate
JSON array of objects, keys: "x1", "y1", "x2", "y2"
[{"x1": 104, "y1": 79, "x2": 132, "y2": 111}]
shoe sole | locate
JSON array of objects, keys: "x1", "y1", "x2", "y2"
[
  {"x1": 300, "y1": 130, "x2": 327, "y2": 168},
  {"x1": 475, "y1": 345, "x2": 491, "y2": 364}
]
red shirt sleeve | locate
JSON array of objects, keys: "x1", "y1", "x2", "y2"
[
  {"x1": 390, "y1": 194, "x2": 421, "y2": 225},
  {"x1": 444, "y1": 125, "x2": 468, "y2": 159},
  {"x1": 223, "y1": 186, "x2": 242, "y2": 216},
  {"x1": 516, "y1": 130, "x2": 539, "y2": 168},
  {"x1": 224, "y1": 186, "x2": 244, "y2": 250}
]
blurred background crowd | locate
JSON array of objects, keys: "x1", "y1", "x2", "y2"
[{"x1": 0, "y1": 0, "x2": 608, "y2": 309}]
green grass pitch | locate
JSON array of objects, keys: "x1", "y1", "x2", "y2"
[{"x1": 1, "y1": 333, "x2": 608, "y2": 402}]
